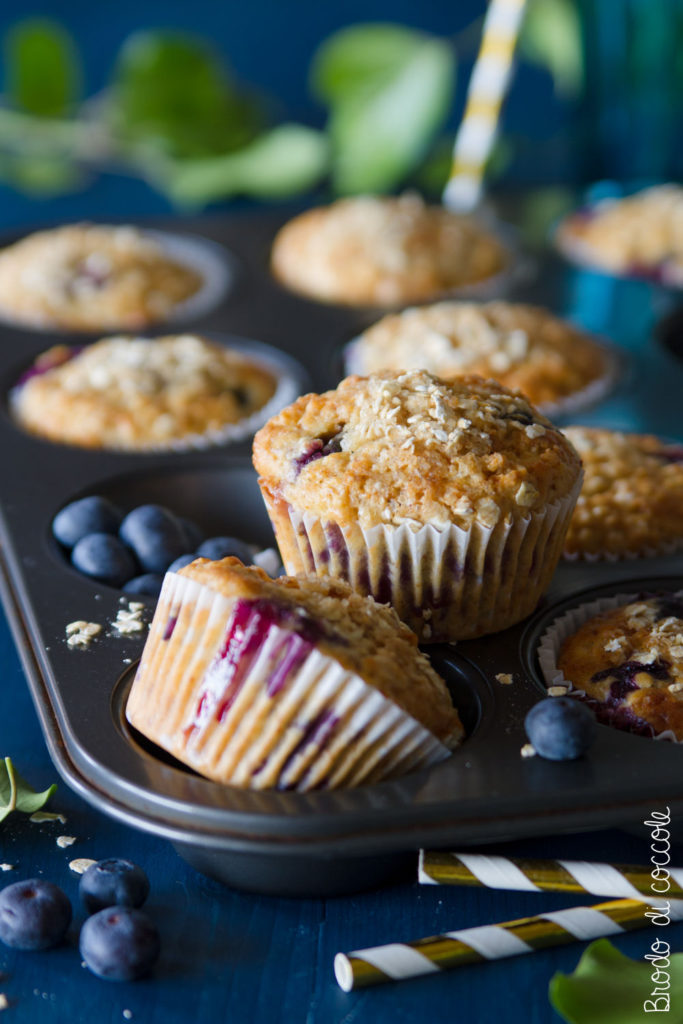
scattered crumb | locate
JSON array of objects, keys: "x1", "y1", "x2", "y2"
[
  {"x1": 56, "y1": 836, "x2": 76, "y2": 849},
  {"x1": 123, "y1": 1012, "x2": 133, "y2": 1020},
  {"x1": 547, "y1": 685, "x2": 569, "y2": 696},
  {"x1": 112, "y1": 603, "x2": 145, "y2": 635},
  {"x1": 495, "y1": 673, "x2": 513, "y2": 685},
  {"x1": 0, "y1": 865, "x2": 14, "y2": 872},
  {"x1": 66, "y1": 620, "x2": 102, "y2": 648},
  {"x1": 0, "y1": 994, "x2": 8, "y2": 1011},
  {"x1": 521, "y1": 743, "x2": 537, "y2": 758},
  {"x1": 122, "y1": 658, "x2": 132, "y2": 665},
  {"x1": 69, "y1": 858, "x2": 97, "y2": 875},
  {"x1": 30, "y1": 812, "x2": 66, "y2": 824}
]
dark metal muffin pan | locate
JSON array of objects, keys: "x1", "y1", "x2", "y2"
[{"x1": 1, "y1": 211, "x2": 683, "y2": 897}]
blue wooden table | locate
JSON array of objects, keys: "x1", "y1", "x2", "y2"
[{"x1": 1, "y1": 182, "x2": 683, "y2": 1023}]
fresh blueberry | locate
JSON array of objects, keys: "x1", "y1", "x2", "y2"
[
  {"x1": 119, "y1": 505, "x2": 188, "y2": 573},
  {"x1": 525, "y1": 697, "x2": 597, "y2": 761},
  {"x1": 79, "y1": 907, "x2": 160, "y2": 981},
  {"x1": 80, "y1": 859, "x2": 150, "y2": 915},
  {"x1": 177, "y1": 517, "x2": 204, "y2": 551},
  {"x1": 167, "y1": 554, "x2": 196, "y2": 573},
  {"x1": 0, "y1": 879, "x2": 72, "y2": 951},
  {"x1": 122, "y1": 574, "x2": 164, "y2": 598},
  {"x1": 196, "y1": 536, "x2": 252, "y2": 563},
  {"x1": 52, "y1": 496, "x2": 123, "y2": 549},
  {"x1": 72, "y1": 534, "x2": 138, "y2": 588}
]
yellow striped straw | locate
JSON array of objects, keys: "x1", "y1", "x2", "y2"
[
  {"x1": 444, "y1": 0, "x2": 528, "y2": 212},
  {"x1": 334, "y1": 898, "x2": 683, "y2": 991},
  {"x1": 418, "y1": 851, "x2": 683, "y2": 900}
]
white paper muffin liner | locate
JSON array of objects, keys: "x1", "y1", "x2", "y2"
[
  {"x1": 343, "y1": 335, "x2": 622, "y2": 422},
  {"x1": 537, "y1": 589, "x2": 683, "y2": 743},
  {"x1": 10, "y1": 335, "x2": 307, "y2": 453},
  {"x1": 126, "y1": 571, "x2": 452, "y2": 790},
  {"x1": 259, "y1": 479, "x2": 581, "y2": 642}
]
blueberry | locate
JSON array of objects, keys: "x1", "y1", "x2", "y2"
[
  {"x1": 119, "y1": 505, "x2": 188, "y2": 573},
  {"x1": 122, "y1": 574, "x2": 164, "y2": 598},
  {"x1": 196, "y1": 536, "x2": 252, "y2": 563},
  {"x1": 52, "y1": 496, "x2": 123, "y2": 549},
  {"x1": 72, "y1": 534, "x2": 138, "y2": 588},
  {"x1": 79, "y1": 907, "x2": 160, "y2": 981},
  {"x1": 525, "y1": 697, "x2": 597, "y2": 761},
  {"x1": 0, "y1": 879, "x2": 71, "y2": 951},
  {"x1": 167, "y1": 554, "x2": 196, "y2": 573},
  {"x1": 177, "y1": 517, "x2": 204, "y2": 551},
  {"x1": 80, "y1": 859, "x2": 150, "y2": 915}
]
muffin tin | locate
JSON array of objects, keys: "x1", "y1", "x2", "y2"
[{"x1": 1, "y1": 210, "x2": 683, "y2": 897}]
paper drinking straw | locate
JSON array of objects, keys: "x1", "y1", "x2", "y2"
[
  {"x1": 443, "y1": 0, "x2": 528, "y2": 212},
  {"x1": 418, "y1": 850, "x2": 683, "y2": 900},
  {"x1": 334, "y1": 898, "x2": 683, "y2": 991}
]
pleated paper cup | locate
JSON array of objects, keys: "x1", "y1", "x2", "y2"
[
  {"x1": 126, "y1": 572, "x2": 452, "y2": 791},
  {"x1": 537, "y1": 589, "x2": 683, "y2": 743},
  {"x1": 258, "y1": 479, "x2": 581, "y2": 642}
]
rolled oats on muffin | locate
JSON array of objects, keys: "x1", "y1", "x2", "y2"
[
  {"x1": 11, "y1": 334, "x2": 279, "y2": 451},
  {"x1": 347, "y1": 301, "x2": 615, "y2": 416},
  {"x1": 253, "y1": 370, "x2": 582, "y2": 642},
  {"x1": 540, "y1": 591, "x2": 683, "y2": 740},
  {"x1": 0, "y1": 224, "x2": 202, "y2": 330},
  {"x1": 126, "y1": 558, "x2": 463, "y2": 790},
  {"x1": 556, "y1": 184, "x2": 683, "y2": 286},
  {"x1": 271, "y1": 194, "x2": 507, "y2": 307},
  {"x1": 562, "y1": 426, "x2": 683, "y2": 560}
]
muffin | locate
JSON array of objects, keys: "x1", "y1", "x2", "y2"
[
  {"x1": 271, "y1": 194, "x2": 507, "y2": 307},
  {"x1": 556, "y1": 185, "x2": 683, "y2": 286},
  {"x1": 0, "y1": 224, "x2": 202, "y2": 330},
  {"x1": 347, "y1": 301, "x2": 614, "y2": 416},
  {"x1": 542, "y1": 592, "x2": 683, "y2": 740},
  {"x1": 11, "y1": 334, "x2": 279, "y2": 451},
  {"x1": 253, "y1": 370, "x2": 582, "y2": 642},
  {"x1": 126, "y1": 558, "x2": 463, "y2": 790},
  {"x1": 562, "y1": 426, "x2": 683, "y2": 560}
]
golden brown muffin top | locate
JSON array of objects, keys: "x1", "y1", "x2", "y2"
[
  {"x1": 349, "y1": 301, "x2": 610, "y2": 412},
  {"x1": 271, "y1": 194, "x2": 507, "y2": 306},
  {"x1": 253, "y1": 370, "x2": 581, "y2": 529},
  {"x1": 179, "y1": 558, "x2": 463, "y2": 748},
  {"x1": 0, "y1": 223, "x2": 201, "y2": 330},
  {"x1": 557, "y1": 593, "x2": 683, "y2": 739},
  {"x1": 562, "y1": 426, "x2": 683, "y2": 558}
]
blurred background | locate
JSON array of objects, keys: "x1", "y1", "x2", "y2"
[{"x1": 0, "y1": 0, "x2": 681, "y2": 228}]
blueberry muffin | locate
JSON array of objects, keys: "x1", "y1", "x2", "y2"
[
  {"x1": 348, "y1": 301, "x2": 613, "y2": 415},
  {"x1": 11, "y1": 334, "x2": 278, "y2": 451},
  {"x1": 126, "y1": 558, "x2": 463, "y2": 790},
  {"x1": 554, "y1": 593, "x2": 683, "y2": 740},
  {"x1": 253, "y1": 370, "x2": 582, "y2": 641},
  {"x1": 557, "y1": 185, "x2": 683, "y2": 286},
  {"x1": 562, "y1": 426, "x2": 683, "y2": 559},
  {"x1": 271, "y1": 194, "x2": 507, "y2": 307},
  {"x1": 0, "y1": 224, "x2": 202, "y2": 330}
]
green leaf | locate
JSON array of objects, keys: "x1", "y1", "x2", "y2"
[
  {"x1": 0, "y1": 757, "x2": 56, "y2": 822},
  {"x1": 311, "y1": 24, "x2": 455, "y2": 194},
  {"x1": 152, "y1": 124, "x2": 329, "y2": 207},
  {"x1": 0, "y1": 153, "x2": 84, "y2": 196},
  {"x1": 4, "y1": 18, "x2": 81, "y2": 117},
  {"x1": 520, "y1": 0, "x2": 584, "y2": 98},
  {"x1": 109, "y1": 30, "x2": 262, "y2": 159},
  {"x1": 550, "y1": 938, "x2": 683, "y2": 1023}
]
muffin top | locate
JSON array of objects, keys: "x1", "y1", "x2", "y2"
[
  {"x1": 12, "y1": 334, "x2": 277, "y2": 451},
  {"x1": 271, "y1": 194, "x2": 507, "y2": 306},
  {"x1": 349, "y1": 301, "x2": 610, "y2": 411},
  {"x1": 179, "y1": 558, "x2": 464, "y2": 748},
  {"x1": 562, "y1": 426, "x2": 683, "y2": 558},
  {"x1": 253, "y1": 370, "x2": 582, "y2": 529},
  {"x1": 557, "y1": 593, "x2": 683, "y2": 740},
  {"x1": 557, "y1": 185, "x2": 683, "y2": 284},
  {"x1": 0, "y1": 224, "x2": 202, "y2": 330}
]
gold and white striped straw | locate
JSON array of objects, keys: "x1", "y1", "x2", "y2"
[
  {"x1": 443, "y1": 0, "x2": 528, "y2": 212},
  {"x1": 334, "y1": 898, "x2": 683, "y2": 991},
  {"x1": 418, "y1": 850, "x2": 683, "y2": 900}
]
